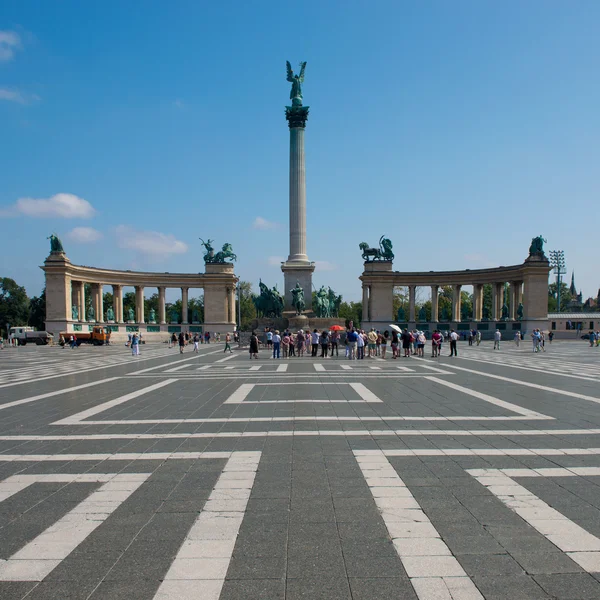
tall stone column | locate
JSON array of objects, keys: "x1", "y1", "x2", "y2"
[
  {"x1": 229, "y1": 287, "x2": 236, "y2": 324},
  {"x1": 362, "y1": 285, "x2": 370, "y2": 323},
  {"x1": 430, "y1": 285, "x2": 439, "y2": 322},
  {"x1": 94, "y1": 284, "x2": 104, "y2": 322},
  {"x1": 408, "y1": 286, "x2": 416, "y2": 322},
  {"x1": 452, "y1": 285, "x2": 462, "y2": 322},
  {"x1": 281, "y1": 99, "x2": 315, "y2": 311},
  {"x1": 491, "y1": 284, "x2": 499, "y2": 321},
  {"x1": 509, "y1": 282, "x2": 518, "y2": 320},
  {"x1": 135, "y1": 286, "x2": 145, "y2": 324},
  {"x1": 181, "y1": 287, "x2": 189, "y2": 324},
  {"x1": 77, "y1": 281, "x2": 86, "y2": 322},
  {"x1": 473, "y1": 284, "x2": 483, "y2": 322},
  {"x1": 158, "y1": 287, "x2": 166, "y2": 324},
  {"x1": 112, "y1": 285, "x2": 123, "y2": 323},
  {"x1": 42, "y1": 251, "x2": 72, "y2": 336}
]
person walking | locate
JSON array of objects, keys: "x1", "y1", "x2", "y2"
[
  {"x1": 391, "y1": 330, "x2": 399, "y2": 359},
  {"x1": 548, "y1": 331, "x2": 554, "y2": 344},
  {"x1": 432, "y1": 329, "x2": 441, "y2": 357},
  {"x1": 193, "y1": 333, "x2": 199, "y2": 353},
  {"x1": 249, "y1": 331, "x2": 259, "y2": 359},
  {"x1": 330, "y1": 330, "x2": 339, "y2": 357},
  {"x1": 282, "y1": 332, "x2": 290, "y2": 358},
  {"x1": 224, "y1": 332, "x2": 233, "y2": 353},
  {"x1": 493, "y1": 329, "x2": 501, "y2": 350},
  {"x1": 311, "y1": 329, "x2": 319, "y2": 357},
  {"x1": 401, "y1": 329, "x2": 411, "y2": 358},
  {"x1": 357, "y1": 330, "x2": 365, "y2": 359},
  {"x1": 367, "y1": 329, "x2": 377, "y2": 358},
  {"x1": 272, "y1": 330, "x2": 281, "y2": 359},
  {"x1": 319, "y1": 330, "x2": 329, "y2": 358},
  {"x1": 416, "y1": 331, "x2": 426, "y2": 357},
  {"x1": 288, "y1": 332, "x2": 296, "y2": 357},
  {"x1": 266, "y1": 328, "x2": 273, "y2": 351},
  {"x1": 449, "y1": 329, "x2": 458, "y2": 356},
  {"x1": 381, "y1": 330, "x2": 389, "y2": 359},
  {"x1": 131, "y1": 333, "x2": 139, "y2": 356},
  {"x1": 296, "y1": 330, "x2": 305, "y2": 357},
  {"x1": 476, "y1": 330, "x2": 481, "y2": 346},
  {"x1": 514, "y1": 331, "x2": 520, "y2": 347},
  {"x1": 347, "y1": 328, "x2": 358, "y2": 360}
]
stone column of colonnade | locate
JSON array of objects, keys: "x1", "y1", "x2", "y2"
[
  {"x1": 452, "y1": 284, "x2": 462, "y2": 322},
  {"x1": 74, "y1": 281, "x2": 86, "y2": 322},
  {"x1": 472, "y1": 284, "x2": 483, "y2": 321},
  {"x1": 112, "y1": 285, "x2": 123, "y2": 323},
  {"x1": 362, "y1": 285, "x2": 370, "y2": 323},
  {"x1": 158, "y1": 287, "x2": 166, "y2": 324},
  {"x1": 181, "y1": 287, "x2": 189, "y2": 324},
  {"x1": 92, "y1": 283, "x2": 104, "y2": 322},
  {"x1": 135, "y1": 286, "x2": 145, "y2": 323},
  {"x1": 228, "y1": 287, "x2": 236, "y2": 323},
  {"x1": 408, "y1": 286, "x2": 416, "y2": 322},
  {"x1": 430, "y1": 285, "x2": 439, "y2": 322}
]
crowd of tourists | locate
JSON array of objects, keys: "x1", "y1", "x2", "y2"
[{"x1": 249, "y1": 327, "x2": 465, "y2": 359}]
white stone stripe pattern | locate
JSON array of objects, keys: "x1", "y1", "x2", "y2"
[
  {"x1": 2, "y1": 448, "x2": 600, "y2": 463},
  {"x1": 354, "y1": 450, "x2": 483, "y2": 599},
  {"x1": 52, "y1": 379, "x2": 178, "y2": 425},
  {"x1": 423, "y1": 377, "x2": 552, "y2": 419},
  {"x1": 0, "y1": 377, "x2": 120, "y2": 412},
  {"x1": 153, "y1": 451, "x2": 261, "y2": 599},
  {"x1": 468, "y1": 468, "x2": 600, "y2": 572},
  {"x1": 0, "y1": 473, "x2": 151, "y2": 581},
  {"x1": 3, "y1": 428, "x2": 600, "y2": 441}
]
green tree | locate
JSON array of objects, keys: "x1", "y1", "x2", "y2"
[
  {"x1": 188, "y1": 296, "x2": 204, "y2": 323},
  {"x1": 0, "y1": 277, "x2": 30, "y2": 335},
  {"x1": 393, "y1": 287, "x2": 409, "y2": 320},
  {"x1": 548, "y1": 282, "x2": 572, "y2": 312},
  {"x1": 482, "y1": 284, "x2": 493, "y2": 318},
  {"x1": 438, "y1": 285, "x2": 453, "y2": 320},
  {"x1": 29, "y1": 288, "x2": 46, "y2": 331},
  {"x1": 103, "y1": 291, "x2": 113, "y2": 318},
  {"x1": 123, "y1": 291, "x2": 136, "y2": 319},
  {"x1": 238, "y1": 281, "x2": 256, "y2": 330},
  {"x1": 338, "y1": 301, "x2": 362, "y2": 327}
]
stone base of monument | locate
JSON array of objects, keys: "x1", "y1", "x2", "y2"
[{"x1": 251, "y1": 314, "x2": 346, "y2": 333}]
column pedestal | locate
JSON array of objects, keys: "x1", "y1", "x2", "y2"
[{"x1": 281, "y1": 262, "x2": 315, "y2": 312}]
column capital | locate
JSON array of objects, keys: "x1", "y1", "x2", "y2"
[{"x1": 285, "y1": 105, "x2": 309, "y2": 128}]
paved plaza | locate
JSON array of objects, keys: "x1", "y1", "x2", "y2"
[{"x1": 0, "y1": 340, "x2": 599, "y2": 599}]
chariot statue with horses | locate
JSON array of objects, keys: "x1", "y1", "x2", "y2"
[
  {"x1": 200, "y1": 238, "x2": 237, "y2": 263},
  {"x1": 359, "y1": 236, "x2": 394, "y2": 262}
]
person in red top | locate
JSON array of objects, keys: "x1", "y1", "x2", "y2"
[{"x1": 431, "y1": 330, "x2": 442, "y2": 358}]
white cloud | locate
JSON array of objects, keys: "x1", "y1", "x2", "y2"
[
  {"x1": 0, "y1": 193, "x2": 96, "y2": 218},
  {"x1": 253, "y1": 216, "x2": 280, "y2": 230},
  {"x1": 0, "y1": 31, "x2": 21, "y2": 62},
  {"x1": 0, "y1": 88, "x2": 39, "y2": 105},
  {"x1": 267, "y1": 256, "x2": 284, "y2": 266},
  {"x1": 66, "y1": 227, "x2": 103, "y2": 243},
  {"x1": 315, "y1": 260, "x2": 337, "y2": 271},
  {"x1": 115, "y1": 225, "x2": 188, "y2": 257}
]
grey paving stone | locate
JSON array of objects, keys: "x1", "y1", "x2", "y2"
[
  {"x1": 533, "y1": 572, "x2": 600, "y2": 599},
  {"x1": 220, "y1": 578, "x2": 285, "y2": 599},
  {"x1": 0, "y1": 581, "x2": 37, "y2": 600},
  {"x1": 286, "y1": 577, "x2": 352, "y2": 599},
  {"x1": 348, "y1": 576, "x2": 418, "y2": 599}
]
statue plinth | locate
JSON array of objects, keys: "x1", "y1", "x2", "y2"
[
  {"x1": 287, "y1": 314, "x2": 309, "y2": 331},
  {"x1": 205, "y1": 262, "x2": 235, "y2": 275}
]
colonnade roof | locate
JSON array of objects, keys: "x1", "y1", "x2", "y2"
[
  {"x1": 360, "y1": 259, "x2": 551, "y2": 286},
  {"x1": 41, "y1": 256, "x2": 238, "y2": 288}
]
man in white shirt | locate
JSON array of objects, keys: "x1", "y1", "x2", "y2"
[
  {"x1": 311, "y1": 329, "x2": 320, "y2": 357},
  {"x1": 272, "y1": 330, "x2": 281, "y2": 359},
  {"x1": 449, "y1": 329, "x2": 458, "y2": 356},
  {"x1": 494, "y1": 329, "x2": 501, "y2": 350}
]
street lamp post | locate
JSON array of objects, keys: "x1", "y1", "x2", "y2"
[{"x1": 548, "y1": 250, "x2": 566, "y2": 311}]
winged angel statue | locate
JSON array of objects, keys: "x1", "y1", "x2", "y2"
[{"x1": 286, "y1": 61, "x2": 307, "y2": 106}]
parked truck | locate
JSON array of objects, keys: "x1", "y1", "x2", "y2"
[
  {"x1": 59, "y1": 326, "x2": 111, "y2": 346},
  {"x1": 9, "y1": 327, "x2": 53, "y2": 345}
]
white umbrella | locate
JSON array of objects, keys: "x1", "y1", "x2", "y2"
[{"x1": 389, "y1": 324, "x2": 402, "y2": 334}]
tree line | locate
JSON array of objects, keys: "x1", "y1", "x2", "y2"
[{"x1": 2, "y1": 276, "x2": 597, "y2": 337}]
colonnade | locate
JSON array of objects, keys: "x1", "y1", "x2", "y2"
[
  {"x1": 359, "y1": 256, "x2": 550, "y2": 333},
  {"x1": 69, "y1": 282, "x2": 236, "y2": 324},
  {"x1": 43, "y1": 252, "x2": 239, "y2": 337}
]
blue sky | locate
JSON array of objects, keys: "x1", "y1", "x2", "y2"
[{"x1": 1, "y1": 1, "x2": 599, "y2": 303}]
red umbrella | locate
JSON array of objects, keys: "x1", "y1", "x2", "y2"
[{"x1": 329, "y1": 325, "x2": 345, "y2": 331}]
